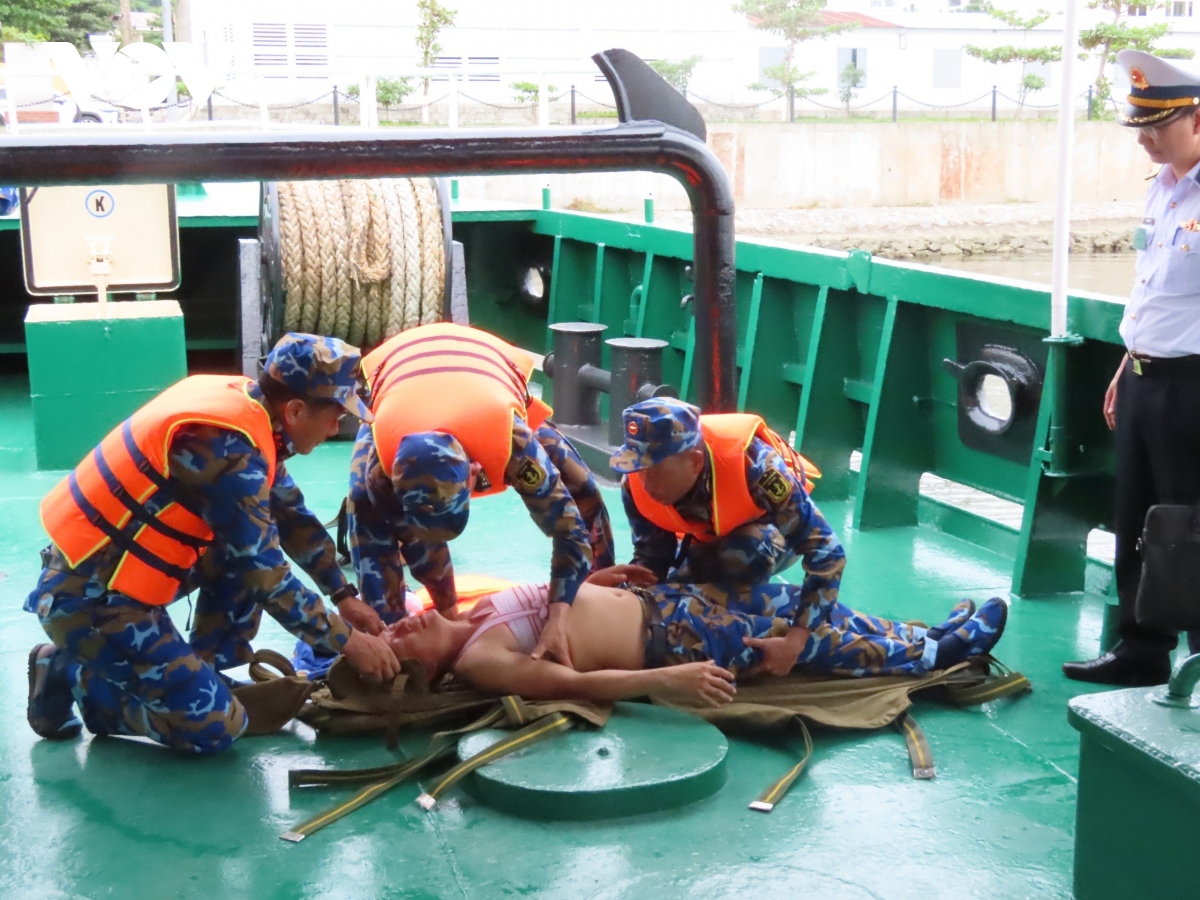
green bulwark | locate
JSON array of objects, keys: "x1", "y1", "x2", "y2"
[
  {"x1": 24, "y1": 301, "x2": 187, "y2": 471},
  {"x1": 1068, "y1": 690, "x2": 1200, "y2": 899}
]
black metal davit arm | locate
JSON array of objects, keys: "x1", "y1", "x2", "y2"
[{"x1": 0, "y1": 50, "x2": 737, "y2": 411}]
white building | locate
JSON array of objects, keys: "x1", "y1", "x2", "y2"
[{"x1": 177, "y1": 0, "x2": 1200, "y2": 112}]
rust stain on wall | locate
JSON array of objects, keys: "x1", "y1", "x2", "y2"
[
  {"x1": 708, "y1": 132, "x2": 744, "y2": 203},
  {"x1": 939, "y1": 134, "x2": 963, "y2": 202}
]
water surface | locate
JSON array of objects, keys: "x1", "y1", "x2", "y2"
[{"x1": 934, "y1": 253, "x2": 1135, "y2": 298}]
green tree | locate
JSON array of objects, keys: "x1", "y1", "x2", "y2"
[
  {"x1": 415, "y1": 0, "x2": 456, "y2": 98},
  {"x1": 0, "y1": 0, "x2": 70, "y2": 41},
  {"x1": 649, "y1": 55, "x2": 703, "y2": 94},
  {"x1": 734, "y1": 0, "x2": 857, "y2": 100},
  {"x1": 52, "y1": 0, "x2": 119, "y2": 48},
  {"x1": 0, "y1": 0, "x2": 115, "y2": 47},
  {"x1": 376, "y1": 76, "x2": 414, "y2": 111},
  {"x1": 964, "y1": 6, "x2": 1060, "y2": 117},
  {"x1": 510, "y1": 80, "x2": 556, "y2": 104},
  {"x1": 1078, "y1": 0, "x2": 1193, "y2": 117},
  {"x1": 837, "y1": 61, "x2": 864, "y2": 113},
  {"x1": 1017, "y1": 72, "x2": 1046, "y2": 114}
]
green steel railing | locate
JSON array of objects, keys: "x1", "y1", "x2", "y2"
[{"x1": 453, "y1": 206, "x2": 1127, "y2": 600}]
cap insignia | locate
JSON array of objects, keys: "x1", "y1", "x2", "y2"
[
  {"x1": 1131, "y1": 68, "x2": 1149, "y2": 90},
  {"x1": 628, "y1": 421, "x2": 639, "y2": 436}
]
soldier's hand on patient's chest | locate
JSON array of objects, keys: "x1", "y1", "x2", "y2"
[
  {"x1": 531, "y1": 602, "x2": 574, "y2": 669},
  {"x1": 585, "y1": 564, "x2": 657, "y2": 587}
]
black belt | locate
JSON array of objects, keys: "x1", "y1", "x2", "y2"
[
  {"x1": 632, "y1": 586, "x2": 668, "y2": 669},
  {"x1": 1128, "y1": 352, "x2": 1200, "y2": 377}
]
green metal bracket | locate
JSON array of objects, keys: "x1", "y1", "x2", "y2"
[
  {"x1": 544, "y1": 235, "x2": 564, "y2": 356},
  {"x1": 625, "y1": 285, "x2": 643, "y2": 336},
  {"x1": 853, "y1": 296, "x2": 935, "y2": 529},
  {"x1": 589, "y1": 243, "x2": 606, "y2": 323},
  {"x1": 626, "y1": 253, "x2": 655, "y2": 336},
  {"x1": 846, "y1": 249, "x2": 873, "y2": 295},
  {"x1": 736, "y1": 273, "x2": 765, "y2": 411},
  {"x1": 794, "y1": 285, "x2": 862, "y2": 500},
  {"x1": 1012, "y1": 333, "x2": 1112, "y2": 598},
  {"x1": 1043, "y1": 332, "x2": 1086, "y2": 478},
  {"x1": 679, "y1": 315, "x2": 697, "y2": 402}
]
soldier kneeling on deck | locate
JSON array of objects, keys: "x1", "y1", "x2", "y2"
[
  {"x1": 25, "y1": 334, "x2": 399, "y2": 752},
  {"x1": 614, "y1": 396, "x2": 840, "y2": 588}
]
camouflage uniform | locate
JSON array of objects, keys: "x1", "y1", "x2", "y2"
[
  {"x1": 24, "y1": 334, "x2": 370, "y2": 753},
  {"x1": 612, "y1": 398, "x2": 844, "y2": 608},
  {"x1": 347, "y1": 419, "x2": 613, "y2": 621},
  {"x1": 645, "y1": 582, "x2": 936, "y2": 677}
]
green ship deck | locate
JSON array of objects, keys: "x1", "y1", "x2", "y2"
[{"x1": 0, "y1": 363, "x2": 1144, "y2": 899}]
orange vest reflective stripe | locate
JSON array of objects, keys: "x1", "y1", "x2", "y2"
[
  {"x1": 627, "y1": 414, "x2": 820, "y2": 543},
  {"x1": 361, "y1": 323, "x2": 552, "y2": 498},
  {"x1": 39, "y1": 375, "x2": 277, "y2": 606}
]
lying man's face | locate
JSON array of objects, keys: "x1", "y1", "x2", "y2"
[{"x1": 385, "y1": 611, "x2": 458, "y2": 683}]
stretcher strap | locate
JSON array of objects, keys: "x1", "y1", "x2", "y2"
[
  {"x1": 894, "y1": 712, "x2": 935, "y2": 780},
  {"x1": 248, "y1": 648, "x2": 299, "y2": 683},
  {"x1": 417, "y1": 712, "x2": 573, "y2": 810},
  {"x1": 943, "y1": 670, "x2": 1031, "y2": 707},
  {"x1": 280, "y1": 706, "x2": 506, "y2": 841},
  {"x1": 749, "y1": 716, "x2": 813, "y2": 813}
]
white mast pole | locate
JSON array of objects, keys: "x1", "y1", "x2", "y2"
[{"x1": 1050, "y1": 0, "x2": 1081, "y2": 338}]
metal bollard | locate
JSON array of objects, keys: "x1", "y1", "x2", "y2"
[
  {"x1": 543, "y1": 323, "x2": 675, "y2": 445},
  {"x1": 543, "y1": 322, "x2": 607, "y2": 425},
  {"x1": 606, "y1": 337, "x2": 673, "y2": 445}
]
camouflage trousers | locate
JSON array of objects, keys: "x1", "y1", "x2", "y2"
[
  {"x1": 28, "y1": 565, "x2": 254, "y2": 754},
  {"x1": 533, "y1": 423, "x2": 615, "y2": 571},
  {"x1": 649, "y1": 582, "x2": 933, "y2": 677}
]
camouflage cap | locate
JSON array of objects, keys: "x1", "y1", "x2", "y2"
[
  {"x1": 392, "y1": 431, "x2": 472, "y2": 540},
  {"x1": 609, "y1": 397, "x2": 703, "y2": 474},
  {"x1": 264, "y1": 333, "x2": 373, "y2": 422}
]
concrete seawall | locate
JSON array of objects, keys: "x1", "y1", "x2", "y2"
[{"x1": 455, "y1": 120, "x2": 1154, "y2": 212}]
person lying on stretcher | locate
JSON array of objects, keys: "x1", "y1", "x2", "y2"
[{"x1": 384, "y1": 566, "x2": 1008, "y2": 708}]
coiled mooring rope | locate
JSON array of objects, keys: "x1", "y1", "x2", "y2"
[{"x1": 276, "y1": 177, "x2": 446, "y2": 345}]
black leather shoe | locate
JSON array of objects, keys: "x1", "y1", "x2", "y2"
[{"x1": 1061, "y1": 651, "x2": 1171, "y2": 687}]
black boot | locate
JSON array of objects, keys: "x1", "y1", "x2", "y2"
[
  {"x1": 1062, "y1": 648, "x2": 1171, "y2": 687},
  {"x1": 27, "y1": 644, "x2": 82, "y2": 740}
]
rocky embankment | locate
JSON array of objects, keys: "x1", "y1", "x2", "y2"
[
  {"x1": 653, "y1": 201, "x2": 1140, "y2": 262},
  {"x1": 806, "y1": 226, "x2": 1131, "y2": 261}
]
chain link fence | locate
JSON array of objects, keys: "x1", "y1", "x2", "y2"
[{"x1": 22, "y1": 81, "x2": 1116, "y2": 128}]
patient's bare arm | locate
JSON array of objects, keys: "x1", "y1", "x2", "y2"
[{"x1": 456, "y1": 642, "x2": 736, "y2": 707}]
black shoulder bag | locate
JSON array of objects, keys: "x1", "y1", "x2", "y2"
[{"x1": 1135, "y1": 502, "x2": 1200, "y2": 633}]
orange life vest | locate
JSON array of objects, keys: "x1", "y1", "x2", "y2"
[
  {"x1": 627, "y1": 414, "x2": 819, "y2": 543},
  {"x1": 361, "y1": 323, "x2": 552, "y2": 498},
  {"x1": 39, "y1": 375, "x2": 277, "y2": 606}
]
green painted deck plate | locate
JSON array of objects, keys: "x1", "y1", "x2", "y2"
[
  {"x1": 0, "y1": 371, "x2": 1175, "y2": 898},
  {"x1": 1068, "y1": 689, "x2": 1200, "y2": 899},
  {"x1": 457, "y1": 702, "x2": 728, "y2": 820}
]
